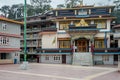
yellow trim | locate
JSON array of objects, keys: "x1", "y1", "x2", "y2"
[
  {"x1": 53, "y1": 17, "x2": 116, "y2": 21},
  {"x1": 0, "y1": 17, "x2": 23, "y2": 25},
  {"x1": 58, "y1": 38, "x2": 71, "y2": 40}
]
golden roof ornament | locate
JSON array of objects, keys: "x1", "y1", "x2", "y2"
[{"x1": 76, "y1": 19, "x2": 88, "y2": 26}]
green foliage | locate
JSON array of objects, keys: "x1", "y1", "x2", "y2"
[
  {"x1": 65, "y1": 0, "x2": 82, "y2": 8},
  {"x1": 0, "y1": 0, "x2": 52, "y2": 19},
  {"x1": 57, "y1": 4, "x2": 65, "y2": 9},
  {"x1": 56, "y1": 0, "x2": 82, "y2": 8},
  {"x1": 0, "y1": 5, "x2": 10, "y2": 17},
  {"x1": 112, "y1": 0, "x2": 120, "y2": 24},
  {"x1": 30, "y1": 0, "x2": 52, "y2": 14}
]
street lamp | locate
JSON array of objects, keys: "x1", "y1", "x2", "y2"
[
  {"x1": 24, "y1": 0, "x2": 27, "y2": 62},
  {"x1": 20, "y1": 0, "x2": 28, "y2": 70}
]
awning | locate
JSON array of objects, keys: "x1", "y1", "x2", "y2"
[{"x1": 0, "y1": 48, "x2": 21, "y2": 53}]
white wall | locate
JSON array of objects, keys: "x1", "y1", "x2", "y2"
[
  {"x1": 0, "y1": 37, "x2": 20, "y2": 48},
  {"x1": 94, "y1": 55, "x2": 114, "y2": 65},
  {"x1": 42, "y1": 34, "x2": 57, "y2": 48},
  {"x1": 0, "y1": 21, "x2": 21, "y2": 35},
  {"x1": 66, "y1": 55, "x2": 72, "y2": 64},
  {"x1": 72, "y1": 52, "x2": 93, "y2": 66},
  {"x1": 41, "y1": 55, "x2": 62, "y2": 64}
]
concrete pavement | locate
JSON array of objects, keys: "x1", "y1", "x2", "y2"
[{"x1": 0, "y1": 63, "x2": 119, "y2": 80}]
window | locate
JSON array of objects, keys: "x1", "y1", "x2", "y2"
[
  {"x1": 102, "y1": 55, "x2": 109, "y2": 61},
  {"x1": 1, "y1": 53, "x2": 6, "y2": 59},
  {"x1": 45, "y1": 56, "x2": 49, "y2": 60},
  {"x1": 54, "y1": 56, "x2": 60, "y2": 60},
  {"x1": 59, "y1": 22, "x2": 70, "y2": 30},
  {"x1": 95, "y1": 39, "x2": 105, "y2": 48},
  {"x1": 59, "y1": 40, "x2": 71, "y2": 48},
  {"x1": 95, "y1": 20, "x2": 106, "y2": 28},
  {"x1": 0, "y1": 36, "x2": 9, "y2": 45},
  {"x1": 2, "y1": 23, "x2": 7, "y2": 30}
]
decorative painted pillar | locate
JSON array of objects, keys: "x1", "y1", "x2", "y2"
[
  {"x1": 56, "y1": 21, "x2": 59, "y2": 31},
  {"x1": 107, "y1": 20, "x2": 111, "y2": 31}
]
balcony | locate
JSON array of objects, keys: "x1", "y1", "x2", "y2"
[
  {"x1": 36, "y1": 48, "x2": 72, "y2": 54},
  {"x1": 94, "y1": 48, "x2": 120, "y2": 54},
  {"x1": 21, "y1": 28, "x2": 41, "y2": 33},
  {"x1": 41, "y1": 27, "x2": 57, "y2": 32}
]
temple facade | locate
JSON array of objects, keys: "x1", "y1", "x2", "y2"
[{"x1": 36, "y1": 5, "x2": 120, "y2": 65}]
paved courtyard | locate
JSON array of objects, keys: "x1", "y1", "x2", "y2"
[{"x1": 0, "y1": 63, "x2": 119, "y2": 80}]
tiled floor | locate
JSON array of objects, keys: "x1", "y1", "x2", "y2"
[{"x1": 0, "y1": 63, "x2": 119, "y2": 80}]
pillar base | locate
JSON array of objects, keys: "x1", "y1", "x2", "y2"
[{"x1": 20, "y1": 61, "x2": 29, "y2": 70}]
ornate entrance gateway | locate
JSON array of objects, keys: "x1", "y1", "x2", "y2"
[{"x1": 76, "y1": 39, "x2": 88, "y2": 52}]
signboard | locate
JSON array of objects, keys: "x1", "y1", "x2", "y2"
[
  {"x1": 91, "y1": 8, "x2": 109, "y2": 15},
  {"x1": 58, "y1": 10, "x2": 75, "y2": 16}
]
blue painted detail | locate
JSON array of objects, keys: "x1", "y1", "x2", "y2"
[
  {"x1": 76, "y1": 15, "x2": 89, "y2": 18},
  {"x1": 37, "y1": 53, "x2": 71, "y2": 54},
  {"x1": 69, "y1": 28, "x2": 100, "y2": 31},
  {"x1": 94, "y1": 52, "x2": 120, "y2": 55}
]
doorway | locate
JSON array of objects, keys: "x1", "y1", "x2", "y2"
[
  {"x1": 62, "y1": 55, "x2": 66, "y2": 64},
  {"x1": 76, "y1": 39, "x2": 88, "y2": 52}
]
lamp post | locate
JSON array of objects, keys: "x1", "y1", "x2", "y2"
[
  {"x1": 24, "y1": 0, "x2": 27, "y2": 62},
  {"x1": 20, "y1": 0, "x2": 28, "y2": 70}
]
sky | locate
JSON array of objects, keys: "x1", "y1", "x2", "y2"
[{"x1": 0, "y1": 0, "x2": 114, "y2": 8}]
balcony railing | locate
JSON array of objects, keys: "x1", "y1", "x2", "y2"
[
  {"x1": 41, "y1": 27, "x2": 57, "y2": 32},
  {"x1": 36, "y1": 48, "x2": 72, "y2": 54},
  {"x1": 94, "y1": 48, "x2": 120, "y2": 54}
]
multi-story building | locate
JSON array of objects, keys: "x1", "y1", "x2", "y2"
[
  {"x1": 0, "y1": 16, "x2": 22, "y2": 64},
  {"x1": 36, "y1": 5, "x2": 120, "y2": 65},
  {"x1": 112, "y1": 24, "x2": 120, "y2": 64},
  {"x1": 18, "y1": 15, "x2": 55, "y2": 62}
]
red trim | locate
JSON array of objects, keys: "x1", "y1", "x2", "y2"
[
  {"x1": 113, "y1": 24, "x2": 120, "y2": 29},
  {"x1": 0, "y1": 32, "x2": 22, "y2": 38},
  {"x1": 0, "y1": 48, "x2": 21, "y2": 53}
]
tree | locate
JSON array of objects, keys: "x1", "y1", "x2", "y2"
[
  {"x1": 112, "y1": 0, "x2": 120, "y2": 24},
  {"x1": 30, "y1": 0, "x2": 52, "y2": 14},
  {"x1": 65, "y1": 0, "x2": 82, "y2": 8},
  {"x1": 0, "y1": 5, "x2": 10, "y2": 17},
  {"x1": 57, "y1": 4, "x2": 65, "y2": 9},
  {"x1": 7, "y1": 4, "x2": 24, "y2": 19},
  {"x1": 56, "y1": 0, "x2": 82, "y2": 8}
]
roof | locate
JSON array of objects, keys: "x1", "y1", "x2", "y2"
[
  {"x1": 0, "y1": 17, "x2": 23, "y2": 25},
  {"x1": 0, "y1": 48, "x2": 21, "y2": 53},
  {"x1": 113, "y1": 24, "x2": 120, "y2": 29},
  {"x1": 53, "y1": 5, "x2": 115, "y2": 10}
]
